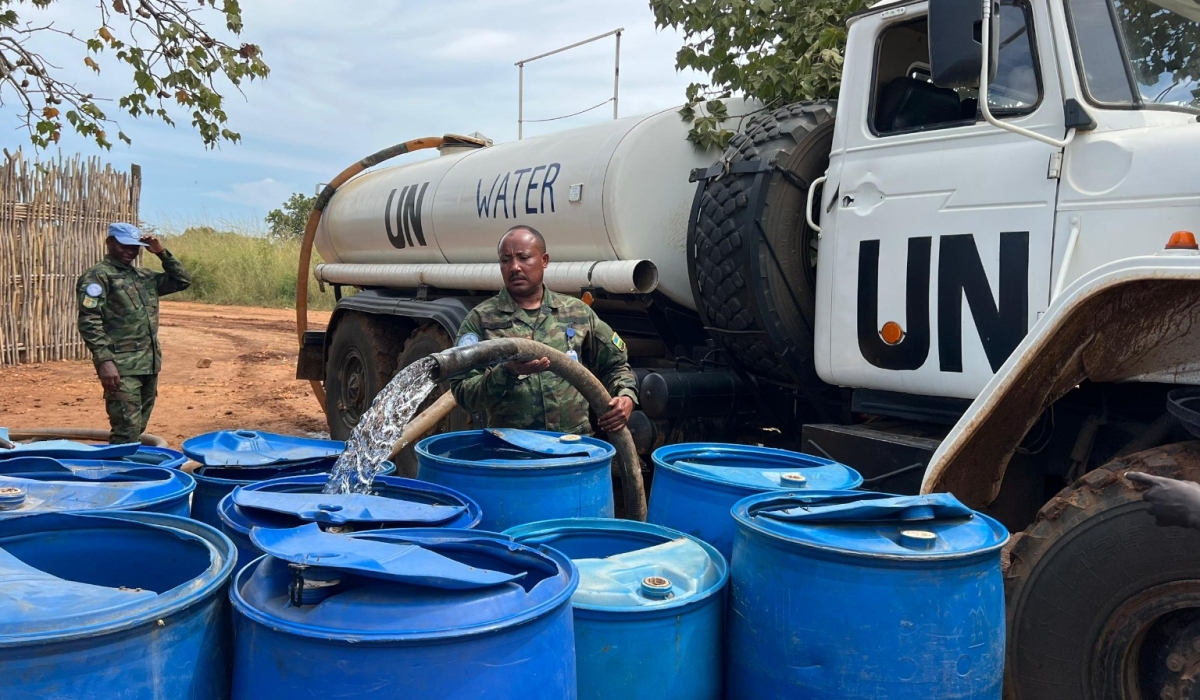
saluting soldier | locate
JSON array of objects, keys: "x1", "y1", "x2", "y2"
[
  {"x1": 450, "y1": 224, "x2": 638, "y2": 435},
  {"x1": 77, "y1": 222, "x2": 191, "y2": 444}
]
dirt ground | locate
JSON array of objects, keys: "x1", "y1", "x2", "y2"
[{"x1": 0, "y1": 301, "x2": 332, "y2": 447}]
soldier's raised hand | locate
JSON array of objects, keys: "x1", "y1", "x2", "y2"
[
  {"x1": 97, "y1": 359, "x2": 121, "y2": 392},
  {"x1": 139, "y1": 235, "x2": 165, "y2": 254}
]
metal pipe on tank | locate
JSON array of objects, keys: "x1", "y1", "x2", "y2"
[{"x1": 314, "y1": 260, "x2": 658, "y2": 295}]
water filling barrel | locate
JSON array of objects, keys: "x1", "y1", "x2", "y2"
[
  {"x1": 506, "y1": 518, "x2": 728, "y2": 700},
  {"x1": 647, "y1": 443, "x2": 863, "y2": 559},
  {"x1": 417, "y1": 429, "x2": 616, "y2": 531},
  {"x1": 217, "y1": 473, "x2": 482, "y2": 566},
  {"x1": 0, "y1": 456, "x2": 195, "y2": 517},
  {"x1": 0, "y1": 510, "x2": 235, "y2": 699},
  {"x1": 231, "y1": 524, "x2": 579, "y2": 699},
  {"x1": 726, "y1": 492, "x2": 1008, "y2": 699},
  {"x1": 181, "y1": 430, "x2": 351, "y2": 528}
]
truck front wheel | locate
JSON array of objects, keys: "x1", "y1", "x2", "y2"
[
  {"x1": 1004, "y1": 441, "x2": 1200, "y2": 699},
  {"x1": 323, "y1": 313, "x2": 403, "y2": 441}
]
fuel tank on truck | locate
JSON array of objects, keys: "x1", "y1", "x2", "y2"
[{"x1": 314, "y1": 101, "x2": 755, "y2": 308}]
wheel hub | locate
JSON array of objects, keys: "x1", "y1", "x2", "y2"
[{"x1": 1092, "y1": 580, "x2": 1200, "y2": 699}]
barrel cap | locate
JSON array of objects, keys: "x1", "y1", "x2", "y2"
[
  {"x1": 416, "y1": 429, "x2": 615, "y2": 471},
  {"x1": 0, "y1": 511, "x2": 233, "y2": 644},
  {"x1": 652, "y1": 443, "x2": 863, "y2": 492},
  {"x1": 218, "y1": 473, "x2": 481, "y2": 535},
  {"x1": 0, "y1": 456, "x2": 195, "y2": 515},
  {"x1": 183, "y1": 430, "x2": 344, "y2": 467},
  {"x1": 733, "y1": 492, "x2": 1009, "y2": 559},
  {"x1": 233, "y1": 526, "x2": 578, "y2": 641},
  {"x1": 505, "y1": 518, "x2": 728, "y2": 612}
]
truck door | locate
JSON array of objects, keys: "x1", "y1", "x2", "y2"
[{"x1": 817, "y1": 0, "x2": 1063, "y2": 400}]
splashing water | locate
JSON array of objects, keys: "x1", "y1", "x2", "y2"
[{"x1": 324, "y1": 357, "x2": 438, "y2": 494}]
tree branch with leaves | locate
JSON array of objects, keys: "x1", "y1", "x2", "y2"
[
  {"x1": 0, "y1": 0, "x2": 269, "y2": 149},
  {"x1": 651, "y1": 0, "x2": 866, "y2": 148}
]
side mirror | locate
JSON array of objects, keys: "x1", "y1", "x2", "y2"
[{"x1": 929, "y1": 0, "x2": 999, "y2": 88}]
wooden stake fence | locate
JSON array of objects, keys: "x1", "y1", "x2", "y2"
[{"x1": 0, "y1": 150, "x2": 140, "y2": 366}]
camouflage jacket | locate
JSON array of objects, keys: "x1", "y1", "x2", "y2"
[
  {"x1": 450, "y1": 287, "x2": 639, "y2": 434},
  {"x1": 76, "y1": 252, "x2": 191, "y2": 375}
]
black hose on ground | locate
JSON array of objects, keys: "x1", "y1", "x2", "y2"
[{"x1": 431, "y1": 338, "x2": 647, "y2": 522}]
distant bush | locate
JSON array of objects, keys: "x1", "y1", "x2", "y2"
[{"x1": 143, "y1": 224, "x2": 336, "y2": 310}]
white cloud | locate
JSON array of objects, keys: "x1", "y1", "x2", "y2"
[
  {"x1": 206, "y1": 178, "x2": 296, "y2": 210},
  {"x1": 0, "y1": 0, "x2": 707, "y2": 223}
]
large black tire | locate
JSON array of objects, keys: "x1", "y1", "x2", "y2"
[
  {"x1": 324, "y1": 313, "x2": 405, "y2": 441},
  {"x1": 1004, "y1": 442, "x2": 1200, "y2": 700},
  {"x1": 690, "y1": 101, "x2": 836, "y2": 386},
  {"x1": 391, "y1": 323, "x2": 470, "y2": 477}
]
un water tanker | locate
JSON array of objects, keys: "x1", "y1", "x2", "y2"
[{"x1": 312, "y1": 103, "x2": 755, "y2": 308}]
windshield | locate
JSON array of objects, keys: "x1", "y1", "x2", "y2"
[{"x1": 1068, "y1": 0, "x2": 1200, "y2": 110}]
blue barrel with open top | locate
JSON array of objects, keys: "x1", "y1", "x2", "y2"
[
  {"x1": 0, "y1": 433, "x2": 187, "y2": 470},
  {"x1": 726, "y1": 492, "x2": 1008, "y2": 699},
  {"x1": 217, "y1": 472, "x2": 482, "y2": 567},
  {"x1": 0, "y1": 510, "x2": 235, "y2": 699},
  {"x1": 231, "y1": 524, "x2": 579, "y2": 699},
  {"x1": 181, "y1": 430, "x2": 349, "y2": 528},
  {"x1": 417, "y1": 429, "x2": 615, "y2": 531},
  {"x1": 648, "y1": 443, "x2": 863, "y2": 559},
  {"x1": 0, "y1": 456, "x2": 194, "y2": 517},
  {"x1": 506, "y1": 518, "x2": 727, "y2": 700}
]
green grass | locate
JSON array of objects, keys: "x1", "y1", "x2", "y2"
[{"x1": 142, "y1": 223, "x2": 337, "y2": 311}]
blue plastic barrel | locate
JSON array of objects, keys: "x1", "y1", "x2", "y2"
[
  {"x1": 182, "y1": 430, "x2": 349, "y2": 528},
  {"x1": 726, "y1": 492, "x2": 1008, "y2": 699},
  {"x1": 217, "y1": 473, "x2": 482, "y2": 566},
  {"x1": 417, "y1": 429, "x2": 616, "y2": 531},
  {"x1": 647, "y1": 443, "x2": 863, "y2": 559},
  {"x1": 0, "y1": 456, "x2": 195, "y2": 517},
  {"x1": 183, "y1": 429, "x2": 344, "y2": 466},
  {"x1": 232, "y1": 524, "x2": 579, "y2": 699},
  {"x1": 506, "y1": 518, "x2": 728, "y2": 700},
  {"x1": 0, "y1": 510, "x2": 235, "y2": 699},
  {"x1": 121, "y1": 445, "x2": 187, "y2": 469}
]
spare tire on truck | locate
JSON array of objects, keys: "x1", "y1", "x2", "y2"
[
  {"x1": 1004, "y1": 441, "x2": 1200, "y2": 699},
  {"x1": 688, "y1": 101, "x2": 835, "y2": 393}
]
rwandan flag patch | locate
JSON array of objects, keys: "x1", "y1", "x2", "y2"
[{"x1": 611, "y1": 332, "x2": 626, "y2": 352}]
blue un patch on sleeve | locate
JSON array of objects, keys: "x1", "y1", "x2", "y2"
[{"x1": 457, "y1": 333, "x2": 480, "y2": 347}]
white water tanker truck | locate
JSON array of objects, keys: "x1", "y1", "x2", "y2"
[{"x1": 296, "y1": 0, "x2": 1200, "y2": 694}]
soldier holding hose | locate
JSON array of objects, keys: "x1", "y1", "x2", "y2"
[
  {"x1": 76, "y1": 223, "x2": 191, "y2": 444},
  {"x1": 450, "y1": 225, "x2": 638, "y2": 435}
]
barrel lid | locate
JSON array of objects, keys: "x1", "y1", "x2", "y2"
[
  {"x1": 218, "y1": 473, "x2": 481, "y2": 534},
  {"x1": 183, "y1": 430, "x2": 344, "y2": 466},
  {"x1": 0, "y1": 456, "x2": 195, "y2": 514},
  {"x1": 734, "y1": 492, "x2": 1009, "y2": 559},
  {"x1": 234, "y1": 526, "x2": 578, "y2": 640},
  {"x1": 193, "y1": 456, "x2": 339, "y2": 483},
  {"x1": 0, "y1": 511, "x2": 233, "y2": 643},
  {"x1": 0, "y1": 436, "x2": 140, "y2": 461},
  {"x1": 417, "y1": 429, "x2": 615, "y2": 469},
  {"x1": 0, "y1": 545, "x2": 158, "y2": 633},
  {"x1": 503, "y1": 518, "x2": 728, "y2": 613},
  {"x1": 232, "y1": 489, "x2": 467, "y2": 527},
  {"x1": 653, "y1": 443, "x2": 863, "y2": 491}
]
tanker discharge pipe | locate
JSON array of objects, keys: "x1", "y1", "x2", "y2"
[
  {"x1": 430, "y1": 337, "x2": 646, "y2": 521},
  {"x1": 315, "y1": 260, "x2": 659, "y2": 295}
]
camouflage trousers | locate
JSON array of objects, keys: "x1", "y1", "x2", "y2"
[{"x1": 104, "y1": 374, "x2": 158, "y2": 444}]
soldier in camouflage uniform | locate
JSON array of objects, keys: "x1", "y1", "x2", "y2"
[
  {"x1": 77, "y1": 222, "x2": 191, "y2": 444},
  {"x1": 451, "y1": 225, "x2": 638, "y2": 435}
]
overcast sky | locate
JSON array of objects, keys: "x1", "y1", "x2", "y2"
[{"x1": 1, "y1": 1, "x2": 701, "y2": 232}]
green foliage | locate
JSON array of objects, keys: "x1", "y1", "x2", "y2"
[
  {"x1": 650, "y1": 0, "x2": 867, "y2": 148},
  {"x1": 0, "y1": 0, "x2": 269, "y2": 150},
  {"x1": 143, "y1": 224, "x2": 336, "y2": 310},
  {"x1": 265, "y1": 192, "x2": 316, "y2": 242}
]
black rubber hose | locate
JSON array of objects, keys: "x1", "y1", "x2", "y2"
[{"x1": 431, "y1": 338, "x2": 647, "y2": 521}]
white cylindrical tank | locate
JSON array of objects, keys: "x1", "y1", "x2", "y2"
[{"x1": 314, "y1": 102, "x2": 753, "y2": 308}]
